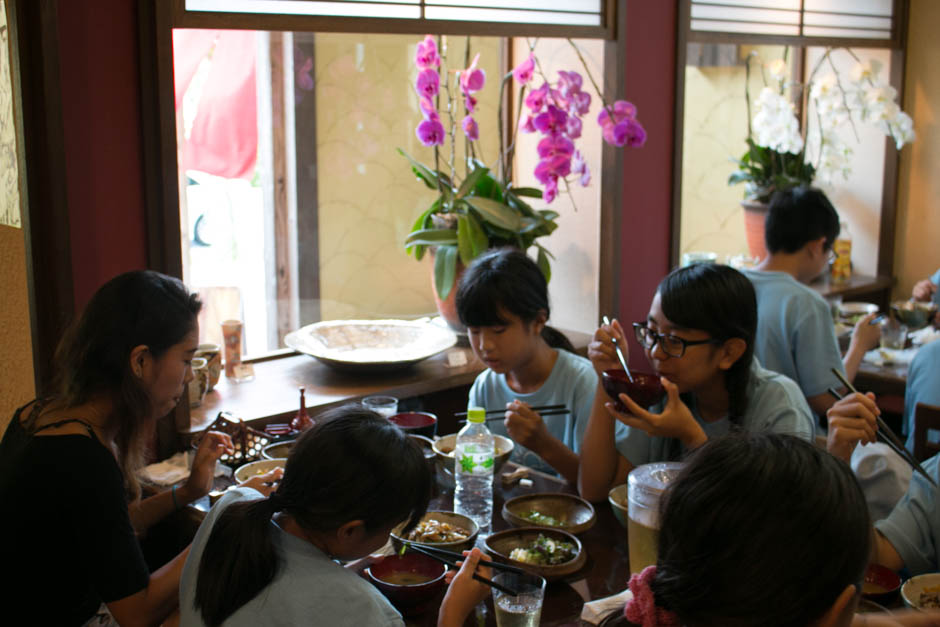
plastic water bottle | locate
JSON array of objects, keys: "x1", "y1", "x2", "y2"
[{"x1": 454, "y1": 407, "x2": 494, "y2": 535}]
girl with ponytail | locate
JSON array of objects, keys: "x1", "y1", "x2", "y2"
[
  {"x1": 180, "y1": 406, "x2": 491, "y2": 626},
  {"x1": 456, "y1": 247, "x2": 599, "y2": 484}
]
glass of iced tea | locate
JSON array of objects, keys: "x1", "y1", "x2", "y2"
[
  {"x1": 491, "y1": 572, "x2": 546, "y2": 627},
  {"x1": 627, "y1": 462, "x2": 684, "y2": 573}
]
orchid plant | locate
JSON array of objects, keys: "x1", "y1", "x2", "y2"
[
  {"x1": 401, "y1": 35, "x2": 646, "y2": 299},
  {"x1": 729, "y1": 48, "x2": 914, "y2": 203}
]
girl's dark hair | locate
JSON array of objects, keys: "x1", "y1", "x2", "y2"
[
  {"x1": 652, "y1": 433, "x2": 870, "y2": 627},
  {"x1": 765, "y1": 185, "x2": 841, "y2": 254},
  {"x1": 50, "y1": 270, "x2": 201, "y2": 498},
  {"x1": 193, "y1": 407, "x2": 432, "y2": 626},
  {"x1": 456, "y1": 247, "x2": 574, "y2": 353},
  {"x1": 657, "y1": 264, "x2": 756, "y2": 422}
]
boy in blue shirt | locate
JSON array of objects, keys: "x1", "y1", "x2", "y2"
[
  {"x1": 742, "y1": 187, "x2": 880, "y2": 417},
  {"x1": 912, "y1": 267, "x2": 940, "y2": 314},
  {"x1": 903, "y1": 338, "x2": 940, "y2": 450}
]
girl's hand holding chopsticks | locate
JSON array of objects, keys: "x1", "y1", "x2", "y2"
[
  {"x1": 826, "y1": 392, "x2": 880, "y2": 463},
  {"x1": 438, "y1": 548, "x2": 493, "y2": 627}
]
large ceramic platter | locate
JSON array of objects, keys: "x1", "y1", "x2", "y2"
[{"x1": 284, "y1": 319, "x2": 457, "y2": 372}]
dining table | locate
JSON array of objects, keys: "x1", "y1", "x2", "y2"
[{"x1": 350, "y1": 462, "x2": 633, "y2": 627}]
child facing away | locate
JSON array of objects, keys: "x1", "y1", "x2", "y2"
[
  {"x1": 179, "y1": 407, "x2": 491, "y2": 627},
  {"x1": 579, "y1": 263, "x2": 814, "y2": 502},
  {"x1": 623, "y1": 432, "x2": 940, "y2": 627},
  {"x1": 456, "y1": 248, "x2": 599, "y2": 484}
]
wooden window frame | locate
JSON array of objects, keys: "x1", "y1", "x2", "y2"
[{"x1": 670, "y1": 0, "x2": 910, "y2": 277}]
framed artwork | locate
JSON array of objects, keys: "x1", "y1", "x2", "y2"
[{"x1": 0, "y1": 0, "x2": 23, "y2": 228}]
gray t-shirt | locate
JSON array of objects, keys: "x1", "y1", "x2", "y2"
[
  {"x1": 876, "y1": 454, "x2": 940, "y2": 576},
  {"x1": 742, "y1": 269, "x2": 846, "y2": 399},
  {"x1": 469, "y1": 348, "x2": 601, "y2": 474},
  {"x1": 614, "y1": 359, "x2": 815, "y2": 465},
  {"x1": 180, "y1": 488, "x2": 404, "y2": 627}
]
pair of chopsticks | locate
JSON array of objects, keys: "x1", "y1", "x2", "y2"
[
  {"x1": 603, "y1": 316, "x2": 634, "y2": 383},
  {"x1": 456, "y1": 404, "x2": 571, "y2": 423},
  {"x1": 399, "y1": 541, "x2": 522, "y2": 595},
  {"x1": 828, "y1": 367, "x2": 938, "y2": 488}
]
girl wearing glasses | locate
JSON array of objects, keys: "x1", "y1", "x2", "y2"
[{"x1": 578, "y1": 263, "x2": 814, "y2": 502}]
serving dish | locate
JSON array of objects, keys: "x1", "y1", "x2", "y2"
[
  {"x1": 432, "y1": 433, "x2": 514, "y2": 477},
  {"x1": 389, "y1": 510, "x2": 479, "y2": 553},
  {"x1": 261, "y1": 440, "x2": 295, "y2": 460},
  {"x1": 484, "y1": 527, "x2": 586, "y2": 579},
  {"x1": 838, "y1": 302, "x2": 879, "y2": 324},
  {"x1": 502, "y1": 492, "x2": 596, "y2": 534},
  {"x1": 284, "y1": 319, "x2": 457, "y2": 372},
  {"x1": 233, "y1": 458, "x2": 286, "y2": 483}
]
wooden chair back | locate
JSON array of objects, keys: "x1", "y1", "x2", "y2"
[{"x1": 913, "y1": 402, "x2": 940, "y2": 462}]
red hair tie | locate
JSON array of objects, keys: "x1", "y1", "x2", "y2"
[{"x1": 623, "y1": 565, "x2": 680, "y2": 627}]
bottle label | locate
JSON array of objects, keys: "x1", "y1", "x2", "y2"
[
  {"x1": 831, "y1": 238, "x2": 851, "y2": 281},
  {"x1": 456, "y1": 443, "x2": 494, "y2": 475}
]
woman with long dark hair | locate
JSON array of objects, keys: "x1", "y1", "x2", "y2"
[
  {"x1": 180, "y1": 407, "x2": 491, "y2": 627},
  {"x1": 578, "y1": 263, "x2": 814, "y2": 501},
  {"x1": 0, "y1": 270, "x2": 249, "y2": 625},
  {"x1": 456, "y1": 248, "x2": 597, "y2": 483}
]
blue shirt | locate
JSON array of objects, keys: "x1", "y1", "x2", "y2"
[
  {"x1": 903, "y1": 339, "x2": 940, "y2": 449},
  {"x1": 468, "y1": 348, "x2": 600, "y2": 474},
  {"x1": 875, "y1": 454, "x2": 940, "y2": 575},
  {"x1": 931, "y1": 269, "x2": 940, "y2": 306},
  {"x1": 615, "y1": 359, "x2": 815, "y2": 466},
  {"x1": 180, "y1": 488, "x2": 404, "y2": 627},
  {"x1": 742, "y1": 269, "x2": 846, "y2": 399}
]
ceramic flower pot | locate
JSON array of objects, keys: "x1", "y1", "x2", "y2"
[
  {"x1": 740, "y1": 199, "x2": 769, "y2": 261},
  {"x1": 429, "y1": 249, "x2": 466, "y2": 333}
]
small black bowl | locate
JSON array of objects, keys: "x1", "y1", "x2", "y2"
[
  {"x1": 389, "y1": 412, "x2": 438, "y2": 438},
  {"x1": 601, "y1": 369, "x2": 665, "y2": 412}
]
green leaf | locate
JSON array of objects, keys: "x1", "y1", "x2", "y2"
[
  {"x1": 464, "y1": 197, "x2": 522, "y2": 231},
  {"x1": 506, "y1": 192, "x2": 538, "y2": 219},
  {"x1": 508, "y1": 186, "x2": 543, "y2": 198},
  {"x1": 397, "y1": 148, "x2": 454, "y2": 191},
  {"x1": 465, "y1": 212, "x2": 489, "y2": 257},
  {"x1": 434, "y1": 245, "x2": 458, "y2": 301},
  {"x1": 456, "y1": 215, "x2": 474, "y2": 265},
  {"x1": 538, "y1": 209, "x2": 560, "y2": 221},
  {"x1": 536, "y1": 245, "x2": 552, "y2": 283},
  {"x1": 456, "y1": 164, "x2": 490, "y2": 199},
  {"x1": 405, "y1": 228, "x2": 458, "y2": 248}
]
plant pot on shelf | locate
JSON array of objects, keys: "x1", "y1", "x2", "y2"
[
  {"x1": 741, "y1": 199, "x2": 770, "y2": 262},
  {"x1": 430, "y1": 250, "x2": 465, "y2": 333}
]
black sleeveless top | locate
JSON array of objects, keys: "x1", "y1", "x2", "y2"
[{"x1": 0, "y1": 402, "x2": 150, "y2": 625}]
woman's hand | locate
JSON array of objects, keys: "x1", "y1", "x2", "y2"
[
  {"x1": 850, "y1": 312, "x2": 882, "y2": 353},
  {"x1": 912, "y1": 279, "x2": 937, "y2": 302},
  {"x1": 438, "y1": 548, "x2": 492, "y2": 627},
  {"x1": 181, "y1": 431, "x2": 234, "y2": 503},
  {"x1": 238, "y1": 467, "x2": 283, "y2": 497},
  {"x1": 504, "y1": 401, "x2": 550, "y2": 451},
  {"x1": 827, "y1": 392, "x2": 879, "y2": 463},
  {"x1": 605, "y1": 377, "x2": 706, "y2": 449},
  {"x1": 588, "y1": 318, "x2": 628, "y2": 378}
]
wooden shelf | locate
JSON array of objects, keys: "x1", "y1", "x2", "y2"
[{"x1": 809, "y1": 273, "x2": 895, "y2": 306}]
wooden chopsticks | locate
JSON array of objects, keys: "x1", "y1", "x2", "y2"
[
  {"x1": 399, "y1": 541, "x2": 526, "y2": 574},
  {"x1": 828, "y1": 368, "x2": 938, "y2": 488},
  {"x1": 399, "y1": 541, "x2": 520, "y2": 595},
  {"x1": 455, "y1": 404, "x2": 567, "y2": 417}
]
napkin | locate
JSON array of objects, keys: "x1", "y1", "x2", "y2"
[
  {"x1": 138, "y1": 451, "x2": 227, "y2": 486},
  {"x1": 911, "y1": 326, "x2": 940, "y2": 346},
  {"x1": 581, "y1": 588, "x2": 634, "y2": 624}
]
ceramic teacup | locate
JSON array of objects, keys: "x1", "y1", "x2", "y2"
[
  {"x1": 195, "y1": 343, "x2": 222, "y2": 391},
  {"x1": 188, "y1": 357, "x2": 209, "y2": 408}
]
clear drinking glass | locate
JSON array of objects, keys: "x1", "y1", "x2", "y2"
[
  {"x1": 491, "y1": 572, "x2": 546, "y2": 627},
  {"x1": 880, "y1": 320, "x2": 908, "y2": 350},
  {"x1": 362, "y1": 396, "x2": 398, "y2": 418}
]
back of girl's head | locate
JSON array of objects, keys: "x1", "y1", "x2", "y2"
[
  {"x1": 657, "y1": 264, "x2": 756, "y2": 419},
  {"x1": 53, "y1": 270, "x2": 200, "y2": 498},
  {"x1": 456, "y1": 247, "x2": 573, "y2": 352},
  {"x1": 652, "y1": 433, "x2": 870, "y2": 627},
  {"x1": 194, "y1": 405, "x2": 431, "y2": 626}
]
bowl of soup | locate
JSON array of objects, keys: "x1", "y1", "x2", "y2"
[
  {"x1": 432, "y1": 433, "x2": 514, "y2": 477},
  {"x1": 602, "y1": 369, "x2": 665, "y2": 412},
  {"x1": 863, "y1": 563, "x2": 901, "y2": 605},
  {"x1": 233, "y1": 458, "x2": 286, "y2": 483},
  {"x1": 892, "y1": 300, "x2": 938, "y2": 330},
  {"x1": 607, "y1": 484, "x2": 629, "y2": 528},
  {"x1": 365, "y1": 553, "x2": 447, "y2": 611},
  {"x1": 261, "y1": 440, "x2": 295, "y2": 460},
  {"x1": 389, "y1": 412, "x2": 438, "y2": 438}
]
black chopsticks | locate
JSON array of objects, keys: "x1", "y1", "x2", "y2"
[
  {"x1": 399, "y1": 541, "x2": 520, "y2": 595},
  {"x1": 457, "y1": 408, "x2": 571, "y2": 424},
  {"x1": 399, "y1": 541, "x2": 526, "y2": 574},
  {"x1": 455, "y1": 404, "x2": 567, "y2": 417},
  {"x1": 828, "y1": 368, "x2": 938, "y2": 488}
]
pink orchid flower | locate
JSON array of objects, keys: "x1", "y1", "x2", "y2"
[
  {"x1": 537, "y1": 135, "x2": 574, "y2": 159},
  {"x1": 572, "y1": 150, "x2": 591, "y2": 186},
  {"x1": 512, "y1": 53, "x2": 535, "y2": 84},
  {"x1": 416, "y1": 118, "x2": 445, "y2": 146},
  {"x1": 415, "y1": 68, "x2": 440, "y2": 99},
  {"x1": 462, "y1": 116, "x2": 479, "y2": 141},
  {"x1": 525, "y1": 83, "x2": 549, "y2": 113},
  {"x1": 533, "y1": 105, "x2": 568, "y2": 136},
  {"x1": 460, "y1": 53, "x2": 486, "y2": 94},
  {"x1": 415, "y1": 35, "x2": 440, "y2": 69}
]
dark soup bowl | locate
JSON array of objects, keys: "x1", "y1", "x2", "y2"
[
  {"x1": 602, "y1": 369, "x2": 665, "y2": 412},
  {"x1": 389, "y1": 412, "x2": 438, "y2": 438},
  {"x1": 862, "y1": 563, "x2": 901, "y2": 605},
  {"x1": 365, "y1": 553, "x2": 446, "y2": 612}
]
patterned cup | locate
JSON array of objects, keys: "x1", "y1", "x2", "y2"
[
  {"x1": 195, "y1": 343, "x2": 222, "y2": 391},
  {"x1": 188, "y1": 357, "x2": 209, "y2": 408}
]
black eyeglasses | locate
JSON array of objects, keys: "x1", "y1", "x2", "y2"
[{"x1": 632, "y1": 322, "x2": 719, "y2": 358}]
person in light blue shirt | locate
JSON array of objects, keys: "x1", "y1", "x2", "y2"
[
  {"x1": 874, "y1": 453, "x2": 940, "y2": 576},
  {"x1": 743, "y1": 186, "x2": 880, "y2": 418},
  {"x1": 903, "y1": 338, "x2": 940, "y2": 450},
  {"x1": 180, "y1": 407, "x2": 491, "y2": 627},
  {"x1": 912, "y1": 267, "x2": 940, "y2": 310},
  {"x1": 457, "y1": 248, "x2": 600, "y2": 484},
  {"x1": 578, "y1": 264, "x2": 815, "y2": 502}
]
